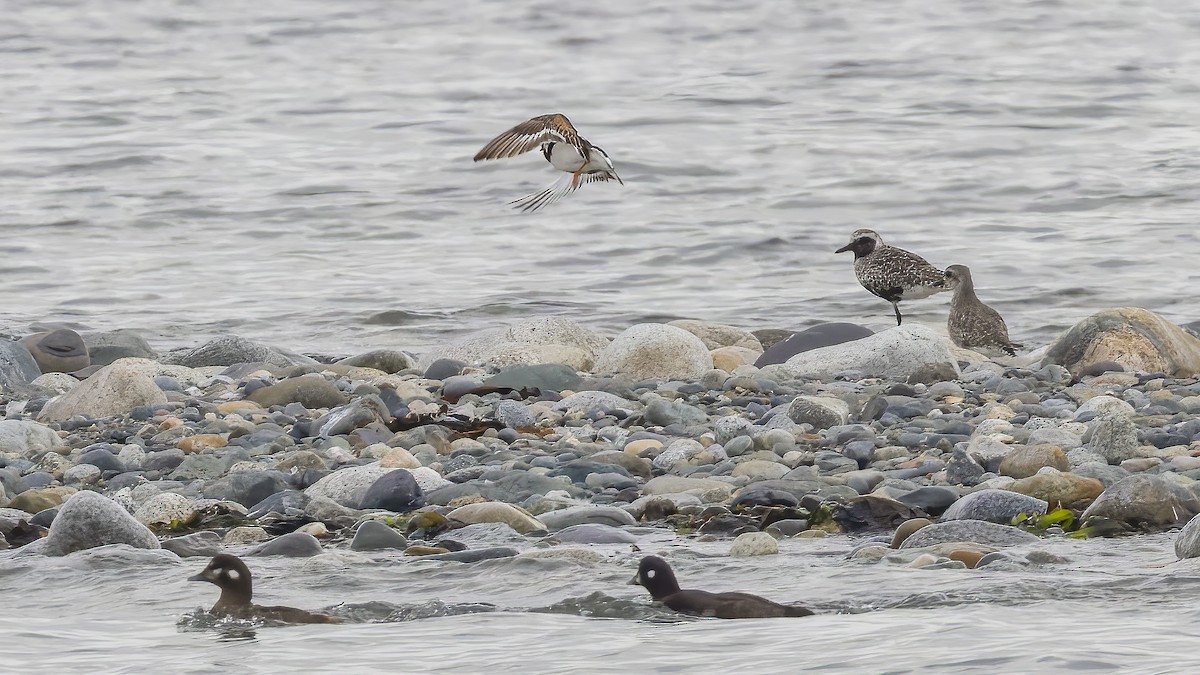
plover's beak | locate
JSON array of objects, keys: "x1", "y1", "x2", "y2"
[
  {"x1": 835, "y1": 243, "x2": 853, "y2": 254},
  {"x1": 612, "y1": 170, "x2": 624, "y2": 186}
]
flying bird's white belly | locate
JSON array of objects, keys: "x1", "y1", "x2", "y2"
[{"x1": 546, "y1": 142, "x2": 586, "y2": 172}]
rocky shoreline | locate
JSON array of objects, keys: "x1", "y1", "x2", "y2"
[{"x1": 4, "y1": 307, "x2": 1200, "y2": 586}]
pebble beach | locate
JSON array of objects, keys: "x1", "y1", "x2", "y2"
[{"x1": 5, "y1": 308, "x2": 1200, "y2": 613}]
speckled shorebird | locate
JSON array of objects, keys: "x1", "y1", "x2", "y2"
[
  {"x1": 944, "y1": 264, "x2": 1021, "y2": 357},
  {"x1": 473, "y1": 113, "x2": 623, "y2": 212},
  {"x1": 835, "y1": 229, "x2": 947, "y2": 325}
]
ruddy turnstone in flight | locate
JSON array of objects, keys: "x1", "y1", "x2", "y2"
[
  {"x1": 836, "y1": 229, "x2": 947, "y2": 325},
  {"x1": 944, "y1": 264, "x2": 1021, "y2": 357},
  {"x1": 473, "y1": 113, "x2": 623, "y2": 212}
]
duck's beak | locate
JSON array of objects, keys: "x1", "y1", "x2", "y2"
[
  {"x1": 188, "y1": 572, "x2": 209, "y2": 582},
  {"x1": 628, "y1": 573, "x2": 640, "y2": 586},
  {"x1": 835, "y1": 243, "x2": 853, "y2": 254}
]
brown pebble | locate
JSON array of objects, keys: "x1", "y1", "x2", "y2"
[
  {"x1": 178, "y1": 434, "x2": 228, "y2": 453},
  {"x1": 949, "y1": 550, "x2": 985, "y2": 569},
  {"x1": 890, "y1": 517, "x2": 933, "y2": 548},
  {"x1": 404, "y1": 545, "x2": 450, "y2": 556}
]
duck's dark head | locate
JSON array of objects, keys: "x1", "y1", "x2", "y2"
[
  {"x1": 835, "y1": 229, "x2": 882, "y2": 258},
  {"x1": 629, "y1": 555, "x2": 682, "y2": 600},
  {"x1": 189, "y1": 553, "x2": 253, "y2": 606}
]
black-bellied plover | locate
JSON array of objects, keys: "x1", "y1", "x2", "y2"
[
  {"x1": 835, "y1": 229, "x2": 947, "y2": 325},
  {"x1": 944, "y1": 264, "x2": 1020, "y2": 356},
  {"x1": 473, "y1": 113, "x2": 623, "y2": 212}
]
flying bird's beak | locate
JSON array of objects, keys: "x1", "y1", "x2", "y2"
[
  {"x1": 835, "y1": 243, "x2": 853, "y2": 254},
  {"x1": 628, "y1": 573, "x2": 641, "y2": 586},
  {"x1": 612, "y1": 169, "x2": 624, "y2": 186}
]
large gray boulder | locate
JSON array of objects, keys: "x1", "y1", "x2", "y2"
[
  {"x1": 594, "y1": 323, "x2": 712, "y2": 380},
  {"x1": 771, "y1": 325, "x2": 959, "y2": 381},
  {"x1": 1081, "y1": 475, "x2": 1200, "y2": 527},
  {"x1": 1044, "y1": 307, "x2": 1200, "y2": 377},
  {"x1": 899, "y1": 519, "x2": 1039, "y2": 549},
  {"x1": 941, "y1": 489, "x2": 1048, "y2": 523},
  {"x1": 42, "y1": 491, "x2": 160, "y2": 556},
  {"x1": 39, "y1": 360, "x2": 168, "y2": 422}
]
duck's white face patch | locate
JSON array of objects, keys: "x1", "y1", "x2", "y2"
[
  {"x1": 227, "y1": 569, "x2": 241, "y2": 580},
  {"x1": 646, "y1": 569, "x2": 656, "y2": 579}
]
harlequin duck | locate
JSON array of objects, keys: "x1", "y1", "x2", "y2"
[
  {"x1": 188, "y1": 554, "x2": 341, "y2": 624},
  {"x1": 629, "y1": 555, "x2": 812, "y2": 619}
]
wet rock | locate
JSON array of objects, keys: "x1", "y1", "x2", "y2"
[
  {"x1": 359, "y1": 469, "x2": 424, "y2": 512},
  {"x1": 594, "y1": 323, "x2": 712, "y2": 380},
  {"x1": 39, "y1": 360, "x2": 169, "y2": 422},
  {"x1": 999, "y1": 445, "x2": 1070, "y2": 478},
  {"x1": 538, "y1": 505, "x2": 637, "y2": 530},
  {"x1": 774, "y1": 325, "x2": 959, "y2": 382},
  {"x1": 336, "y1": 349, "x2": 415, "y2": 373},
  {"x1": 729, "y1": 531, "x2": 779, "y2": 556},
  {"x1": 42, "y1": 491, "x2": 159, "y2": 556},
  {"x1": 754, "y1": 323, "x2": 874, "y2": 367},
  {"x1": 350, "y1": 520, "x2": 409, "y2": 551},
  {"x1": 0, "y1": 340, "x2": 43, "y2": 392},
  {"x1": 942, "y1": 489, "x2": 1047, "y2": 523},
  {"x1": 84, "y1": 329, "x2": 158, "y2": 366},
  {"x1": 168, "y1": 335, "x2": 313, "y2": 368},
  {"x1": 899, "y1": 519, "x2": 1039, "y2": 548},
  {"x1": 249, "y1": 375, "x2": 348, "y2": 409},
  {"x1": 161, "y1": 531, "x2": 222, "y2": 558},
  {"x1": 1081, "y1": 475, "x2": 1200, "y2": 527},
  {"x1": 897, "y1": 482, "x2": 960, "y2": 514},
  {"x1": 1044, "y1": 307, "x2": 1200, "y2": 377},
  {"x1": 247, "y1": 531, "x2": 323, "y2": 557},
  {"x1": 425, "y1": 546, "x2": 519, "y2": 563},
  {"x1": 447, "y1": 502, "x2": 545, "y2": 534},
  {"x1": 890, "y1": 518, "x2": 933, "y2": 548},
  {"x1": 0, "y1": 420, "x2": 66, "y2": 457},
  {"x1": 1004, "y1": 472, "x2": 1105, "y2": 506},
  {"x1": 20, "y1": 329, "x2": 89, "y2": 373},
  {"x1": 834, "y1": 494, "x2": 925, "y2": 532},
  {"x1": 1174, "y1": 516, "x2": 1200, "y2": 559},
  {"x1": 554, "y1": 391, "x2": 638, "y2": 415},
  {"x1": 551, "y1": 523, "x2": 637, "y2": 544}
]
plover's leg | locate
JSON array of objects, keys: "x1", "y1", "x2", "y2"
[
  {"x1": 892, "y1": 302, "x2": 903, "y2": 326},
  {"x1": 571, "y1": 166, "x2": 585, "y2": 188}
]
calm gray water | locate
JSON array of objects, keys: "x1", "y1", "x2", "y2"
[
  {"x1": 4, "y1": 534, "x2": 1200, "y2": 673},
  {"x1": 3, "y1": 0, "x2": 1200, "y2": 355},
  {"x1": 4, "y1": 0, "x2": 1200, "y2": 671}
]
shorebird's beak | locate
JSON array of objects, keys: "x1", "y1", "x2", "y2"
[
  {"x1": 835, "y1": 243, "x2": 853, "y2": 254},
  {"x1": 612, "y1": 170, "x2": 624, "y2": 186}
]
